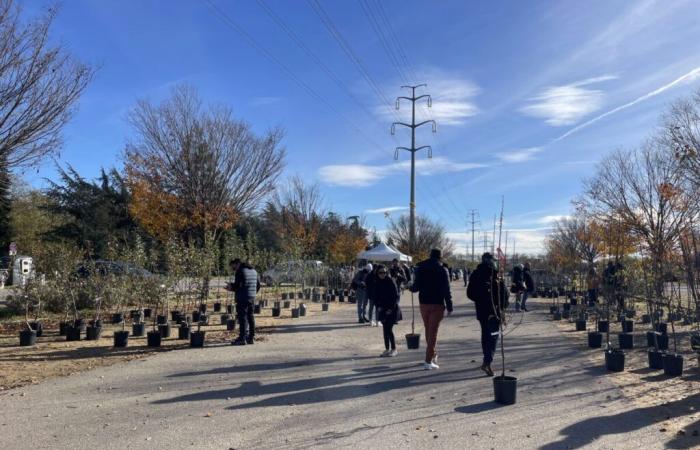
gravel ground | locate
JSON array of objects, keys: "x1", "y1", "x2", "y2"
[{"x1": 0, "y1": 283, "x2": 688, "y2": 449}]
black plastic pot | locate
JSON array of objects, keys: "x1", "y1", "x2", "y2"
[
  {"x1": 178, "y1": 324, "x2": 190, "y2": 340},
  {"x1": 158, "y1": 323, "x2": 171, "y2": 339},
  {"x1": 562, "y1": 310, "x2": 570, "y2": 319},
  {"x1": 283, "y1": 301, "x2": 291, "y2": 309},
  {"x1": 575, "y1": 320, "x2": 586, "y2": 331},
  {"x1": 405, "y1": 333, "x2": 421, "y2": 349},
  {"x1": 214, "y1": 302, "x2": 222, "y2": 312},
  {"x1": 130, "y1": 309, "x2": 142, "y2": 320},
  {"x1": 562, "y1": 303, "x2": 571, "y2": 312},
  {"x1": 691, "y1": 334, "x2": 700, "y2": 351},
  {"x1": 298, "y1": 292, "x2": 304, "y2": 299},
  {"x1": 271, "y1": 307, "x2": 281, "y2": 317},
  {"x1": 549, "y1": 305, "x2": 558, "y2": 314},
  {"x1": 299, "y1": 304, "x2": 307, "y2": 317},
  {"x1": 59, "y1": 321, "x2": 69, "y2": 336},
  {"x1": 147, "y1": 330, "x2": 161, "y2": 347},
  {"x1": 655, "y1": 322, "x2": 668, "y2": 334},
  {"x1": 322, "y1": 303, "x2": 329, "y2": 312},
  {"x1": 570, "y1": 298, "x2": 578, "y2": 306},
  {"x1": 226, "y1": 319, "x2": 236, "y2": 331},
  {"x1": 111, "y1": 313, "x2": 124, "y2": 324},
  {"x1": 113, "y1": 330, "x2": 129, "y2": 348},
  {"x1": 132, "y1": 322, "x2": 146, "y2": 337},
  {"x1": 598, "y1": 321, "x2": 609, "y2": 333},
  {"x1": 199, "y1": 304, "x2": 207, "y2": 313},
  {"x1": 190, "y1": 331, "x2": 206, "y2": 348},
  {"x1": 227, "y1": 304, "x2": 234, "y2": 314},
  {"x1": 281, "y1": 293, "x2": 288, "y2": 300},
  {"x1": 254, "y1": 304, "x2": 261, "y2": 314},
  {"x1": 220, "y1": 313, "x2": 231, "y2": 324},
  {"x1": 175, "y1": 314, "x2": 186, "y2": 325},
  {"x1": 646, "y1": 331, "x2": 668, "y2": 350},
  {"x1": 86, "y1": 326, "x2": 102, "y2": 341},
  {"x1": 273, "y1": 301, "x2": 281, "y2": 309},
  {"x1": 618, "y1": 333, "x2": 634, "y2": 349},
  {"x1": 291, "y1": 308, "x2": 300, "y2": 318},
  {"x1": 170, "y1": 310, "x2": 181, "y2": 322},
  {"x1": 662, "y1": 353, "x2": 684, "y2": 377},
  {"x1": 553, "y1": 311, "x2": 562, "y2": 321},
  {"x1": 605, "y1": 349, "x2": 625, "y2": 372},
  {"x1": 648, "y1": 349, "x2": 664, "y2": 369},
  {"x1": 192, "y1": 311, "x2": 201, "y2": 322},
  {"x1": 622, "y1": 320, "x2": 634, "y2": 333},
  {"x1": 29, "y1": 321, "x2": 43, "y2": 338},
  {"x1": 641, "y1": 314, "x2": 651, "y2": 324},
  {"x1": 339, "y1": 293, "x2": 345, "y2": 302},
  {"x1": 588, "y1": 332, "x2": 602, "y2": 348},
  {"x1": 625, "y1": 310, "x2": 635, "y2": 319},
  {"x1": 143, "y1": 308, "x2": 152, "y2": 319},
  {"x1": 493, "y1": 375, "x2": 518, "y2": 405},
  {"x1": 19, "y1": 329, "x2": 37, "y2": 346},
  {"x1": 668, "y1": 312, "x2": 679, "y2": 322},
  {"x1": 304, "y1": 293, "x2": 311, "y2": 301},
  {"x1": 74, "y1": 318, "x2": 86, "y2": 333},
  {"x1": 66, "y1": 325, "x2": 81, "y2": 341},
  {"x1": 156, "y1": 315, "x2": 167, "y2": 325},
  {"x1": 198, "y1": 314, "x2": 209, "y2": 326},
  {"x1": 89, "y1": 319, "x2": 102, "y2": 328}
]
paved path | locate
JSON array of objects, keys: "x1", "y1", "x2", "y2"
[{"x1": 0, "y1": 284, "x2": 674, "y2": 449}]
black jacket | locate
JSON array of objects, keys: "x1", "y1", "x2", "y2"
[
  {"x1": 410, "y1": 257, "x2": 453, "y2": 311},
  {"x1": 389, "y1": 265, "x2": 407, "y2": 288},
  {"x1": 524, "y1": 268, "x2": 534, "y2": 292},
  {"x1": 232, "y1": 264, "x2": 260, "y2": 303},
  {"x1": 467, "y1": 262, "x2": 508, "y2": 321},
  {"x1": 374, "y1": 276, "x2": 399, "y2": 309},
  {"x1": 365, "y1": 270, "x2": 377, "y2": 299}
]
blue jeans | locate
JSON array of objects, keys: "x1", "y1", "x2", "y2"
[
  {"x1": 521, "y1": 291, "x2": 530, "y2": 309},
  {"x1": 356, "y1": 289, "x2": 368, "y2": 319},
  {"x1": 479, "y1": 317, "x2": 499, "y2": 365},
  {"x1": 367, "y1": 298, "x2": 377, "y2": 321}
]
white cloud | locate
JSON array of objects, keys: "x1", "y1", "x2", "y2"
[
  {"x1": 520, "y1": 75, "x2": 617, "y2": 126},
  {"x1": 446, "y1": 227, "x2": 550, "y2": 256},
  {"x1": 364, "y1": 206, "x2": 408, "y2": 214},
  {"x1": 318, "y1": 156, "x2": 486, "y2": 187},
  {"x1": 536, "y1": 215, "x2": 571, "y2": 225},
  {"x1": 496, "y1": 147, "x2": 543, "y2": 163}
]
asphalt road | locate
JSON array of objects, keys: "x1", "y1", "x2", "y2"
[{"x1": 0, "y1": 283, "x2": 674, "y2": 449}]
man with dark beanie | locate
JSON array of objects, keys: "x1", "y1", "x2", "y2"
[
  {"x1": 227, "y1": 258, "x2": 261, "y2": 346},
  {"x1": 410, "y1": 248, "x2": 453, "y2": 370},
  {"x1": 467, "y1": 252, "x2": 508, "y2": 376}
]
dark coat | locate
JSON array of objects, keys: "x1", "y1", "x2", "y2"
[
  {"x1": 524, "y1": 268, "x2": 535, "y2": 292},
  {"x1": 365, "y1": 270, "x2": 377, "y2": 299},
  {"x1": 232, "y1": 265, "x2": 260, "y2": 303},
  {"x1": 374, "y1": 276, "x2": 401, "y2": 324},
  {"x1": 511, "y1": 266, "x2": 525, "y2": 293},
  {"x1": 467, "y1": 262, "x2": 508, "y2": 321},
  {"x1": 389, "y1": 265, "x2": 407, "y2": 287},
  {"x1": 410, "y1": 257, "x2": 453, "y2": 311}
]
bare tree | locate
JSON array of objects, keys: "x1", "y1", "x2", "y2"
[
  {"x1": 0, "y1": 0, "x2": 93, "y2": 169},
  {"x1": 387, "y1": 214, "x2": 454, "y2": 260},
  {"x1": 125, "y1": 84, "x2": 285, "y2": 244},
  {"x1": 548, "y1": 215, "x2": 604, "y2": 268}
]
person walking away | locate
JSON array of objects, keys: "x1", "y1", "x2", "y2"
[
  {"x1": 463, "y1": 267, "x2": 470, "y2": 287},
  {"x1": 467, "y1": 252, "x2": 508, "y2": 376},
  {"x1": 511, "y1": 264, "x2": 525, "y2": 312},
  {"x1": 365, "y1": 265, "x2": 380, "y2": 326},
  {"x1": 586, "y1": 267, "x2": 599, "y2": 306},
  {"x1": 522, "y1": 262, "x2": 535, "y2": 311},
  {"x1": 228, "y1": 258, "x2": 261, "y2": 346},
  {"x1": 351, "y1": 264, "x2": 371, "y2": 323},
  {"x1": 374, "y1": 265, "x2": 401, "y2": 357},
  {"x1": 410, "y1": 248, "x2": 453, "y2": 370}
]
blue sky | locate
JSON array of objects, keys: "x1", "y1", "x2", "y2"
[{"x1": 20, "y1": 0, "x2": 700, "y2": 255}]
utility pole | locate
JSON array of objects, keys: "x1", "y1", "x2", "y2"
[
  {"x1": 492, "y1": 215, "x2": 497, "y2": 254},
  {"x1": 467, "y1": 209, "x2": 479, "y2": 263},
  {"x1": 392, "y1": 85, "x2": 436, "y2": 257}
]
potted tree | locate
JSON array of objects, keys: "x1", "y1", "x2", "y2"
[{"x1": 661, "y1": 279, "x2": 684, "y2": 376}]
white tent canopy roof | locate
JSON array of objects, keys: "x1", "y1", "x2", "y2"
[{"x1": 357, "y1": 243, "x2": 412, "y2": 262}]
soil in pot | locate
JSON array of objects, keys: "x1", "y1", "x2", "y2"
[
  {"x1": 588, "y1": 332, "x2": 602, "y2": 348},
  {"x1": 618, "y1": 333, "x2": 634, "y2": 349},
  {"x1": 605, "y1": 349, "x2": 625, "y2": 372},
  {"x1": 190, "y1": 331, "x2": 206, "y2": 348},
  {"x1": 598, "y1": 321, "x2": 609, "y2": 333},
  {"x1": 322, "y1": 303, "x2": 329, "y2": 312},
  {"x1": 147, "y1": 331, "x2": 162, "y2": 347},
  {"x1": 132, "y1": 323, "x2": 146, "y2": 337},
  {"x1": 19, "y1": 329, "x2": 37, "y2": 346},
  {"x1": 493, "y1": 375, "x2": 518, "y2": 405},
  {"x1": 214, "y1": 302, "x2": 222, "y2": 312},
  {"x1": 291, "y1": 308, "x2": 300, "y2": 318},
  {"x1": 113, "y1": 330, "x2": 129, "y2": 348},
  {"x1": 662, "y1": 353, "x2": 684, "y2": 377},
  {"x1": 648, "y1": 349, "x2": 664, "y2": 370},
  {"x1": 272, "y1": 307, "x2": 281, "y2": 317},
  {"x1": 226, "y1": 319, "x2": 236, "y2": 331},
  {"x1": 111, "y1": 313, "x2": 124, "y2": 325},
  {"x1": 66, "y1": 325, "x2": 81, "y2": 341},
  {"x1": 178, "y1": 324, "x2": 190, "y2": 340},
  {"x1": 156, "y1": 315, "x2": 168, "y2": 325},
  {"x1": 405, "y1": 333, "x2": 421, "y2": 349},
  {"x1": 29, "y1": 321, "x2": 43, "y2": 338},
  {"x1": 300, "y1": 304, "x2": 307, "y2": 316},
  {"x1": 622, "y1": 320, "x2": 634, "y2": 333},
  {"x1": 158, "y1": 323, "x2": 172, "y2": 339},
  {"x1": 86, "y1": 326, "x2": 102, "y2": 341},
  {"x1": 575, "y1": 320, "x2": 587, "y2": 331}
]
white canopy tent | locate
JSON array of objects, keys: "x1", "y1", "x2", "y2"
[{"x1": 357, "y1": 243, "x2": 412, "y2": 263}]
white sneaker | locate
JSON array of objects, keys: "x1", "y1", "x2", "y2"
[
  {"x1": 388, "y1": 349, "x2": 398, "y2": 357},
  {"x1": 423, "y1": 361, "x2": 439, "y2": 370},
  {"x1": 380, "y1": 349, "x2": 392, "y2": 357},
  {"x1": 372, "y1": 320, "x2": 377, "y2": 327}
]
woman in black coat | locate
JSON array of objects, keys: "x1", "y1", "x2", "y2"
[{"x1": 374, "y1": 265, "x2": 401, "y2": 357}]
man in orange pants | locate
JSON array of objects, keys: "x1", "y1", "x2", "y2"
[{"x1": 410, "y1": 248, "x2": 453, "y2": 370}]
